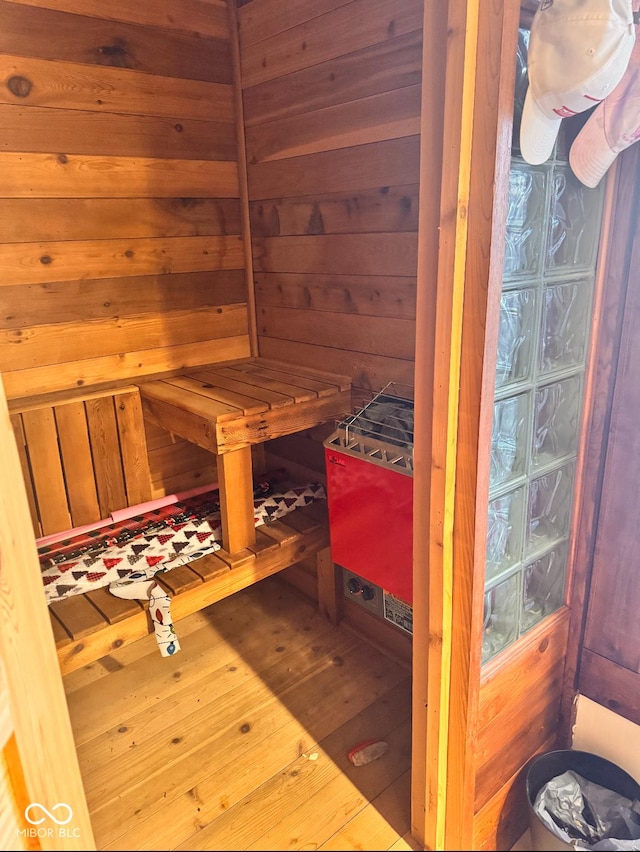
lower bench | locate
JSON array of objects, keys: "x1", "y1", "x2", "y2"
[{"x1": 50, "y1": 501, "x2": 331, "y2": 676}]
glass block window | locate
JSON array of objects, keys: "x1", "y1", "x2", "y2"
[{"x1": 482, "y1": 30, "x2": 605, "y2": 664}]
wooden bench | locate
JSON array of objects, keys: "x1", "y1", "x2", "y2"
[
  {"x1": 10, "y1": 358, "x2": 351, "y2": 676},
  {"x1": 137, "y1": 357, "x2": 351, "y2": 553}
]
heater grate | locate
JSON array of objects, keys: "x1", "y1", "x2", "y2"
[{"x1": 326, "y1": 387, "x2": 414, "y2": 473}]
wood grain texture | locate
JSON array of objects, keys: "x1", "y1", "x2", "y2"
[
  {"x1": 417, "y1": 2, "x2": 480, "y2": 843},
  {"x1": 144, "y1": 420, "x2": 218, "y2": 501},
  {"x1": 2, "y1": 335, "x2": 253, "y2": 399},
  {"x1": 0, "y1": 0, "x2": 248, "y2": 521},
  {"x1": 242, "y1": 0, "x2": 421, "y2": 469},
  {"x1": 239, "y1": 0, "x2": 423, "y2": 89},
  {"x1": 579, "y1": 649, "x2": 640, "y2": 727},
  {"x1": 218, "y1": 446, "x2": 255, "y2": 552},
  {"x1": 0, "y1": 374, "x2": 95, "y2": 849},
  {"x1": 66, "y1": 576, "x2": 411, "y2": 851},
  {"x1": 471, "y1": 737, "x2": 555, "y2": 852},
  {"x1": 580, "y1": 190, "x2": 640, "y2": 673},
  {"x1": 0, "y1": 0, "x2": 233, "y2": 83},
  {"x1": 0, "y1": 305, "x2": 249, "y2": 371},
  {"x1": 20, "y1": 406, "x2": 71, "y2": 533},
  {"x1": 0, "y1": 153, "x2": 239, "y2": 198},
  {"x1": 0, "y1": 199, "x2": 242, "y2": 244},
  {"x1": 474, "y1": 613, "x2": 570, "y2": 812},
  {"x1": 227, "y1": 0, "x2": 259, "y2": 356},
  {"x1": 0, "y1": 104, "x2": 237, "y2": 161},
  {"x1": 2, "y1": 0, "x2": 231, "y2": 39},
  {"x1": 258, "y1": 336, "x2": 415, "y2": 402},
  {"x1": 253, "y1": 234, "x2": 418, "y2": 276},
  {"x1": 0, "y1": 235, "x2": 244, "y2": 287},
  {"x1": 249, "y1": 185, "x2": 419, "y2": 237},
  {"x1": 9, "y1": 412, "x2": 41, "y2": 534},
  {"x1": 245, "y1": 84, "x2": 421, "y2": 164},
  {"x1": 257, "y1": 305, "x2": 415, "y2": 361},
  {"x1": 254, "y1": 272, "x2": 417, "y2": 319},
  {"x1": 248, "y1": 136, "x2": 421, "y2": 200},
  {"x1": 443, "y1": 0, "x2": 522, "y2": 846},
  {"x1": 114, "y1": 389, "x2": 153, "y2": 508},
  {"x1": 54, "y1": 399, "x2": 103, "y2": 526},
  {"x1": 0, "y1": 732, "x2": 28, "y2": 852},
  {"x1": 0, "y1": 54, "x2": 235, "y2": 120},
  {"x1": 139, "y1": 357, "x2": 352, "y2": 455},
  {"x1": 410, "y1": 0, "x2": 522, "y2": 846},
  {"x1": 242, "y1": 30, "x2": 423, "y2": 127},
  {"x1": 1, "y1": 270, "x2": 246, "y2": 330},
  {"x1": 237, "y1": 0, "x2": 352, "y2": 49},
  {"x1": 11, "y1": 387, "x2": 152, "y2": 535}
]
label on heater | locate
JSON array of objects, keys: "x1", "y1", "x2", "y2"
[{"x1": 383, "y1": 591, "x2": 413, "y2": 635}]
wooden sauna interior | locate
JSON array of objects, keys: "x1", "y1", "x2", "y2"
[{"x1": 2, "y1": 0, "x2": 640, "y2": 850}]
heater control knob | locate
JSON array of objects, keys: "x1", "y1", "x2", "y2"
[
  {"x1": 347, "y1": 577, "x2": 362, "y2": 594},
  {"x1": 361, "y1": 584, "x2": 375, "y2": 601}
]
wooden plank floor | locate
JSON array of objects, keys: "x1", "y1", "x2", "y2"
[{"x1": 63, "y1": 574, "x2": 420, "y2": 851}]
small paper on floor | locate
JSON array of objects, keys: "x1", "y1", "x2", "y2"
[{"x1": 348, "y1": 739, "x2": 389, "y2": 766}]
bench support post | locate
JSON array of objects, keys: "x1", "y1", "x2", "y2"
[{"x1": 218, "y1": 446, "x2": 256, "y2": 554}]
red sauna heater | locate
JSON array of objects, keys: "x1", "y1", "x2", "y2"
[{"x1": 323, "y1": 391, "x2": 414, "y2": 605}]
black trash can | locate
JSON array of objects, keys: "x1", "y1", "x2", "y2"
[{"x1": 526, "y1": 749, "x2": 640, "y2": 851}]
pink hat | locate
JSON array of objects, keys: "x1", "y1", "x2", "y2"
[
  {"x1": 570, "y1": 30, "x2": 640, "y2": 185},
  {"x1": 521, "y1": 0, "x2": 636, "y2": 166}
]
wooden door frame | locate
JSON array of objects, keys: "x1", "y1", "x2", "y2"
[
  {"x1": 411, "y1": 0, "x2": 521, "y2": 847},
  {"x1": 0, "y1": 376, "x2": 95, "y2": 851}
]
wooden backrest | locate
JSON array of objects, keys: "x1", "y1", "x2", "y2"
[{"x1": 9, "y1": 387, "x2": 152, "y2": 538}]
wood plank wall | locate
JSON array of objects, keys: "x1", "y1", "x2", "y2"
[
  {"x1": 0, "y1": 0, "x2": 248, "y2": 496},
  {"x1": 236, "y1": 0, "x2": 424, "y2": 409}
]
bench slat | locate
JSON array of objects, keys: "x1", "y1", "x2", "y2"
[
  {"x1": 164, "y1": 374, "x2": 269, "y2": 416},
  {"x1": 21, "y1": 408, "x2": 71, "y2": 535},
  {"x1": 85, "y1": 587, "x2": 143, "y2": 625},
  {"x1": 235, "y1": 363, "x2": 340, "y2": 398},
  {"x1": 278, "y1": 506, "x2": 322, "y2": 533},
  {"x1": 55, "y1": 400, "x2": 102, "y2": 527},
  {"x1": 50, "y1": 594, "x2": 109, "y2": 640},
  {"x1": 259, "y1": 518, "x2": 299, "y2": 545},
  {"x1": 225, "y1": 363, "x2": 318, "y2": 403},
  {"x1": 86, "y1": 396, "x2": 129, "y2": 517},
  {"x1": 203, "y1": 365, "x2": 295, "y2": 408},
  {"x1": 252, "y1": 357, "x2": 352, "y2": 391},
  {"x1": 116, "y1": 390, "x2": 153, "y2": 508},
  {"x1": 10, "y1": 413, "x2": 41, "y2": 536},
  {"x1": 188, "y1": 552, "x2": 230, "y2": 583},
  {"x1": 156, "y1": 565, "x2": 203, "y2": 596},
  {"x1": 248, "y1": 527, "x2": 282, "y2": 556},
  {"x1": 49, "y1": 611, "x2": 72, "y2": 646},
  {"x1": 139, "y1": 380, "x2": 243, "y2": 422}
]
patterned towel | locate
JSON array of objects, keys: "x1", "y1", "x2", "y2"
[
  {"x1": 41, "y1": 483, "x2": 326, "y2": 604},
  {"x1": 109, "y1": 577, "x2": 181, "y2": 658}
]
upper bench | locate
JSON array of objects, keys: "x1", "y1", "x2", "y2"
[
  {"x1": 136, "y1": 357, "x2": 352, "y2": 554},
  {"x1": 136, "y1": 357, "x2": 352, "y2": 455}
]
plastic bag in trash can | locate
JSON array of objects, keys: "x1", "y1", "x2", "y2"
[{"x1": 533, "y1": 769, "x2": 640, "y2": 850}]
